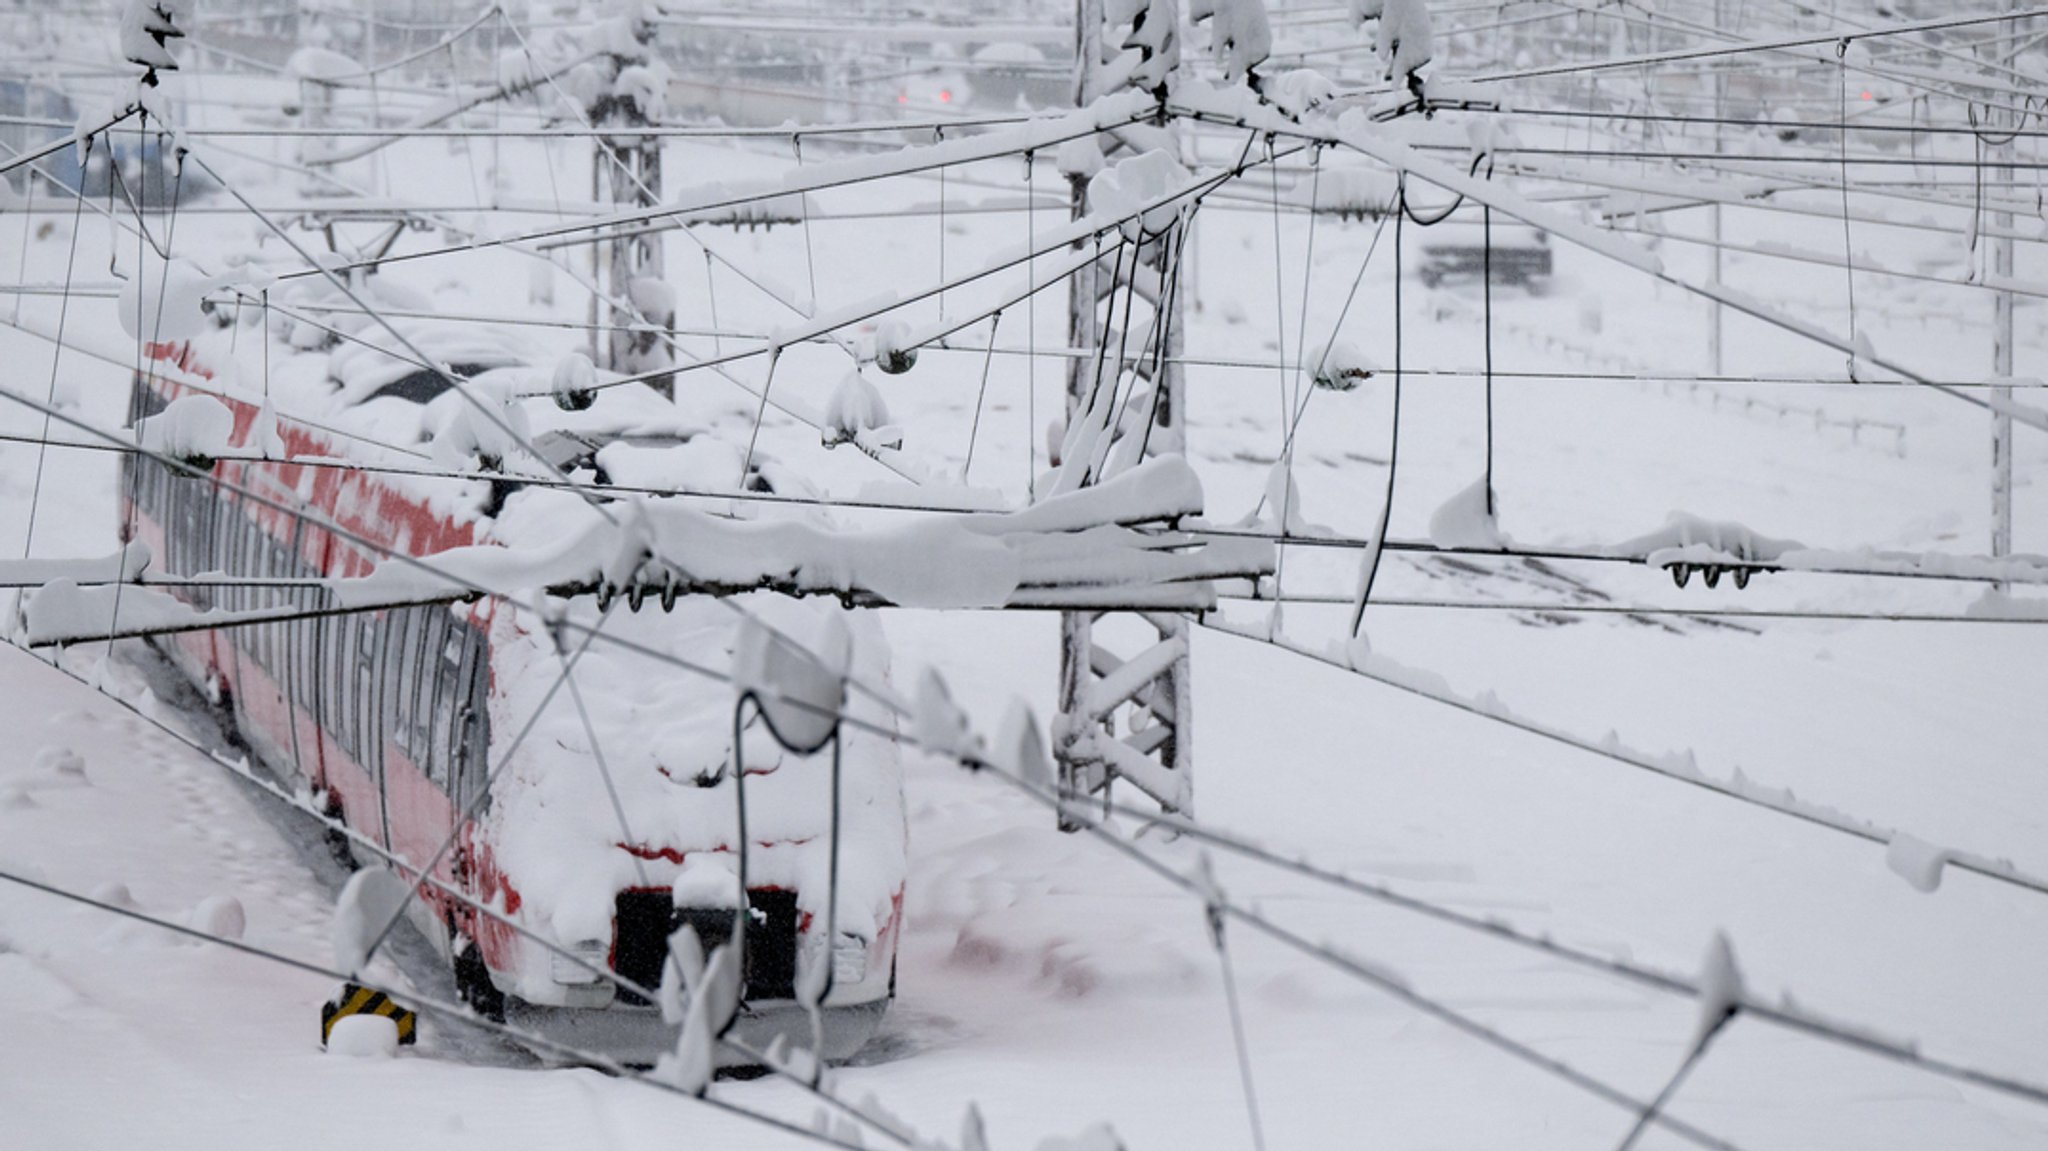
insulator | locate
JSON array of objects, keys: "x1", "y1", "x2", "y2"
[
  {"x1": 1670, "y1": 563, "x2": 1691, "y2": 589},
  {"x1": 1702, "y1": 565, "x2": 1722, "y2": 589},
  {"x1": 627, "y1": 580, "x2": 648, "y2": 612},
  {"x1": 1732, "y1": 566, "x2": 1751, "y2": 590},
  {"x1": 595, "y1": 583, "x2": 614, "y2": 612},
  {"x1": 660, "y1": 574, "x2": 680, "y2": 612}
]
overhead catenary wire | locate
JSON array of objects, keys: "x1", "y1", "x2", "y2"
[
  {"x1": 1195, "y1": 616, "x2": 2048, "y2": 901},
  {"x1": 4, "y1": 4, "x2": 2043, "y2": 1142},
  {"x1": 1070, "y1": 789, "x2": 2048, "y2": 1108}
]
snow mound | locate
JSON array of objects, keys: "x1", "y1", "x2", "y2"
[
  {"x1": 32, "y1": 746, "x2": 88, "y2": 784},
  {"x1": 1310, "y1": 338, "x2": 1376, "y2": 389},
  {"x1": 1189, "y1": 0, "x2": 1272, "y2": 83},
  {"x1": 1885, "y1": 832, "x2": 1952, "y2": 894},
  {"x1": 117, "y1": 258, "x2": 213, "y2": 343},
  {"x1": 1427, "y1": 477, "x2": 1505, "y2": 550},
  {"x1": 1037, "y1": 1122, "x2": 1127, "y2": 1151},
  {"x1": 1088, "y1": 150, "x2": 1193, "y2": 242},
  {"x1": 138, "y1": 394, "x2": 235, "y2": 464},
  {"x1": 1269, "y1": 68, "x2": 1335, "y2": 117},
  {"x1": 1349, "y1": 0, "x2": 1433, "y2": 85},
  {"x1": 1696, "y1": 931, "x2": 1744, "y2": 1042},
  {"x1": 332, "y1": 869, "x2": 411, "y2": 977},
  {"x1": 552, "y1": 352, "x2": 596, "y2": 412},
  {"x1": 824, "y1": 372, "x2": 894, "y2": 447},
  {"x1": 326, "y1": 1013, "x2": 398, "y2": 1057},
  {"x1": 187, "y1": 894, "x2": 245, "y2": 942}
]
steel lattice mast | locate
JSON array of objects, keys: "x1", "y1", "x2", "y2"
[{"x1": 1055, "y1": 0, "x2": 1195, "y2": 830}]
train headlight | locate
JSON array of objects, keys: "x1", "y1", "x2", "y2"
[
  {"x1": 550, "y1": 939, "x2": 609, "y2": 985},
  {"x1": 831, "y1": 934, "x2": 868, "y2": 984}
]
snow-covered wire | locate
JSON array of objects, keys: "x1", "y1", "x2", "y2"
[
  {"x1": 951, "y1": 762, "x2": 1747, "y2": 1151},
  {"x1": 1216, "y1": 589, "x2": 2048, "y2": 626},
  {"x1": 1076, "y1": 785, "x2": 2048, "y2": 1109},
  {"x1": 1196, "y1": 617, "x2": 2048, "y2": 901}
]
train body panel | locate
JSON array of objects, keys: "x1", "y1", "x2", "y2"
[{"x1": 119, "y1": 336, "x2": 905, "y2": 1062}]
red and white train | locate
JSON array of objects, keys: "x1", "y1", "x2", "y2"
[{"x1": 120, "y1": 329, "x2": 907, "y2": 1062}]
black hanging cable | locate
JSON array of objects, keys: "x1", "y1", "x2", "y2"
[
  {"x1": 1836, "y1": 38, "x2": 1863, "y2": 371},
  {"x1": 1065, "y1": 236, "x2": 1131, "y2": 485},
  {"x1": 20, "y1": 134, "x2": 92, "y2": 563},
  {"x1": 1201, "y1": 860, "x2": 1268, "y2": 1151},
  {"x1": 1085, "y1": 242, "x2": 1148, "y2": 483},
  {"x1": 109, "y1": 119, "x2": 186, "y2": 646},
  {"x1": 1482, "y1": 158, "x2": 1498, "y2": 518},
  {"x1": 1135, "y1": 209, "x2": 1197, "y2": 463},
  {"x1": 936, "y1": 124, "x2": 947, "y2": 324},
  {"x1": 1026, "y1": 149, "x2": 1038, "y2": 501},
  {"x1": 728, "y1": 698, "x2": 757, "y2": 1002},
  {"x1": 1292, "y1": 143, "x2": 1324, "y2": 419},
  {"x1": 1612, "y1": 1009, "x2": 1741, "y2": 1151},
  {"x1": 1266, "y1": 132, "x2": 1291, "y2": 430},
  {"x1": 795, "y1": 132, "x2": 819, "y2": 310},
  {"x1": 1260, "y1": 209, "x2": 1392, "y2": 523},
  {"x1": 962, "y1": 309, "x2": 1003, "y2": 483},
  {"x1": 1350, "y1": 185, "x2": 1406, "y2": 637}
]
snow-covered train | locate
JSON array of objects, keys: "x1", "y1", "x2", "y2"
[{"x1": 118, "y1": 324, "x2": 906, "y2": 1063}]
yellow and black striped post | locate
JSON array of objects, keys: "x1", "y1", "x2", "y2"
[{"x1": 321, "y1": 983, "x2": 418, "y2": 1047}]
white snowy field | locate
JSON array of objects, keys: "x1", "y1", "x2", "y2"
[{"x1": 2, "y1": 52, "x2": 2047, "y2": 1151}]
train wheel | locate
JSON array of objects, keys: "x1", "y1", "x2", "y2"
[
  {"x1": 201, "y1": 669, "x2": 250, "y2": 754},
  {"x1": 455, "y1": 942, "x2": 505, "y2": 1023},
  {"x1": 322, "y1": 797, "x2": 359, "y2": 873}
]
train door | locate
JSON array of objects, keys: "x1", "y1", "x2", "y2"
[{"x1": 381, "y1": 607, "x2": 481, "y2": 929}]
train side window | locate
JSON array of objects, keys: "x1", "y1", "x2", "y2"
[
  {"x1": 454, "y1": 626, "x2": 489, "y2": 810},
  {"x1": 193, "y1": 484, "x2": 221, "y2": 611},
  {"x1": 386, "y1": 608, "x2": 412, "y2": 758},
  {"x1": 243, "y1": 515, "x2": 259, "y2": 618},
  {"x1": 400, "y1": 608, "x2": 428, "y2": 767},
  {"x1": 445, "y1": 627, "x2": 475, "y2": 801},
  {"x1": 412, "y1": 610, "x2": 446, "y2": 771},
  {"x1": 290, "y1": 540, "x2": 310, "y2": 708},
  {"x1": 429, "y1": 621, "x2": 466, "y2": 792},
  {"x1": 229, "y1": 513, "x2": 250, "y2": 616},
  {"x1": 356, "y1": 614, "x2": 379, "y2": 773},
  {"x1": 329, "y1": 615, "x2": 351, "y2": 757},
  {"x1": 257, "y1": 533, "x2": 276, "y2": 671}
]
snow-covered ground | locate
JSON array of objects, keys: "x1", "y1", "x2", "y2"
[{"x1": 3, "y1": 15, "x2": 2047, "y2": 1150}]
